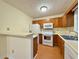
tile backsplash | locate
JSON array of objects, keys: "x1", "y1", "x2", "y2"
[
  {"x1": 53, "y1": 27, "x2": 77, "y2": 36},
  {"x1": 53, "y1": 27, "x2": 74, "y2": 32}
]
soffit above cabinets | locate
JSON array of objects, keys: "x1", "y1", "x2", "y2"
[{"x1": 3, "y1": 0, "x2": 75, "y2": 18}]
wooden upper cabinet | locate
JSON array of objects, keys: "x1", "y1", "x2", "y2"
[
  {"x1": 62, "y1": 15, "x2": 67, "y2": 27},
  {"x1": 32, "y1": 12, "x2": 74, "y2": 28},
  {"x1": 62, "y1": 12, "x2": 74, "y2": 27},
  {"x1": 50, "y1": 18, "x2": 58, "y2": 28},
  {"x1": 38, "y1": 20, "x2": 45, "y2": 25},
  {"x1": 32, "y1": 20, "x2": 38, "y2": 24},
  {"x1": 50, "y1": 17, "x2": 63, "y2": 28},
  {"x1": 58, "y1": 17, "x2": 63, "y2": 27},
  {"x1": 32, "y1": 19, "x2": 50, "y2": 25},
  {"x1": 66, "y1": 12, "x2": 74, "y2": 27}
]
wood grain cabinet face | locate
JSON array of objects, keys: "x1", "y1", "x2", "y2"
[
  {"x1": 32, "y1": 12, "x2": 74, "y2": 28},
  {"x1": 33, "y1": 37, "x2": 38, "y2": 57},
  {"x1": 62, "y1": 13, "x2": 74, "y2": 27},
  {"x1": 66, "y1": 13, "x2": 74, "y2": 27},
  {"x1": 39, "y1": 34, "x2": 42, "y2": 44},
  {"x1": 53, "y1": 35, "x2": 64, "y2": 59},
  {"x1": 62, "y1": 16, "x2": 67, "y2": 27},
  {"x1": 57, "y1": 36, "x2": 64, "y2": 59},
  {"x1": 50, "y1": 18, "x2": 59, "y2": 28},
  {"x1": 58, "y1": 18, "x2": 63, "y2": 27},
  {"x1": 53, "y1": 35, "x2": 58, "y2": 46}
]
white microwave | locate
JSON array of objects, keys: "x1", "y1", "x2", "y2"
[{"x1": 43, "y1": 23, "x2": 53, "y2": 29}]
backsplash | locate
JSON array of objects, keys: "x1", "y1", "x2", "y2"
[
  {"x1": 53, "y1": 27, "x2": 78, "y2": 36},
  {"x1": 53, "y1": 27, "x2": 74, "y2": 32}
]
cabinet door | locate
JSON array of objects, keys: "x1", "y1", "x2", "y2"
[
  {"x1": 57, "y1": 36, "x2": 64, "y2": 59},
  {"x1": 62, "y1": 16, "x2": 67, "y2": 27},
  {"x1": 53, "y1": 35, "x2": 58, "y2": 46},
  {"x1": 39, "y1": 34, "x2": 42, "y2": 44},
  {"x1": 55, "y1": 19, "x2": 59, "y2": 27},
  {"x1": 58, "y1": 17, "x2": 63, "y2": 27},
  {"x1": 62, "y1": 13, "x2": 74, "y2": 27},
  {"x1": 50, "y1": 18, "x2": 58, "y2": 28},
  {"x1": 33, "y1": 37, "x2": 38, "y2": 57},
  {"x1": 67, "y1": 13, "x2": 74, "y2": 27}
]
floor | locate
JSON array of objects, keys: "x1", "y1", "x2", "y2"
[{"x1": 35, "y1": 44, "x2": 63, "y2": 59}]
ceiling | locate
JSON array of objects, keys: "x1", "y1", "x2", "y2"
[{"x1": 3, "y1": 0, "x2": 74, "y2": 18}]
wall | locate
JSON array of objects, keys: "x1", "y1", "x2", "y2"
[
  {"x1": 0, "y1": 0, "x2": 33, "y2": 59},
  {"x1": 0, "y1": 35, "x2": 7, "y2": 59},
  {"x1": 0, "y1": 0, "x2": 33, "y2": 33}
]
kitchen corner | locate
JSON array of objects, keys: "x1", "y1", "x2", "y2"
[{"x1": 53, "y1": 30, "x2": 78, "y2": 53}]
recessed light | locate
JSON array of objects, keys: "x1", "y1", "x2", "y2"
[{"x1": 40, "y1": 6, "x2": 48, "y2": 12}]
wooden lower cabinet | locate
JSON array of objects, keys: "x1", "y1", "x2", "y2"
[
  {"x1": 57, "y1": 35, "x2": 64, "y2": 59},
  {"x1": 53, "y1": 35, "x2": 64, "y2": 59},
  {"x1": 39, "y1": 34, "x2": 42, "y2": 44},
  {"x1": 33, "y1": 37, "x2": 38, "y2": 57},
  {"x1": 53, "y1": 35, "x2": 58, "y2": 46}
]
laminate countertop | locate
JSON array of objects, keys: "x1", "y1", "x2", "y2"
[
  {"x1": 58, "y1": 34, "x2": 78, "y2": 54},
  {"x1": 0, "y1": 32, "x2": 33, "y2": 38},
  {"x1": 33, "y1": 34, "x2": 38, "y2": 38}
]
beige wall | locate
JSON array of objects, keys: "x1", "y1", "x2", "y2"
[
  {"x1": 0, "y1": 0, "x2": 33, "y2": 33},
  {"x1": 0, "y1": 1, "x2": 33, "y2": 59},
  {"x1": 0, "y1": 35, "x2": 7, "y2": 59}
]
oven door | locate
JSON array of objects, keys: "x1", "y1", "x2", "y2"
[
  {"x1": 42, "y1": 34, "x2": 53, "y2": 46},
  {"x1": 44, "y1": 35, "x2": 51, "y2": 40}
]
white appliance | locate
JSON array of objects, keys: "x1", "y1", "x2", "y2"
[
  {"x1": 43, "y1": 23, "x2": 53, "y2": 29},
  {"x1": 42, "y1": 23, "x2": 53, "y2": 46}
]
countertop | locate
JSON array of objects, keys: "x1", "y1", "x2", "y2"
[
  {"x1": 33, "y1": 34, "x2": 38, "y2": 38},
  {"x1": 0, "y1": 32, "x2": 33, "y2": 38},
  {"x1": 59, "y1": 34, "x2": 78, "y2": 54}
]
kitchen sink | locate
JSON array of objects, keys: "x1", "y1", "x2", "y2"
[{"x1": 61, "y1": 35, "x2": 78, "y2": 41}]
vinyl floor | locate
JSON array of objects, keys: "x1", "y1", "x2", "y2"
[{"x1": 35, "y1": 44, "x2": 63, "y2": 59}]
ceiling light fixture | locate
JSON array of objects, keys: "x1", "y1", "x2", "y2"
[{"x1": 40, "y1": 6, "x2": 48, "y2": 12}]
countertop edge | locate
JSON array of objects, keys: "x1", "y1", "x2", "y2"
[
  {"x1": 58, "y1": 34, "x2": 78, "y2": 54},
  {"x1": 0, "y1": 32, "x2": 33, "y2": 38},
  {"x1": 33, "y1": 35, "x2": 38, "y2": 38}
]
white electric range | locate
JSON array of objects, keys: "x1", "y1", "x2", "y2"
[{"x1": 42, "y1": 23, "x2": 53, "y2": 46}]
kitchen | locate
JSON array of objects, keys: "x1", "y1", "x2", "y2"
[{"x1": 0, "y1": 0, "x2": 78, "y2": 59}]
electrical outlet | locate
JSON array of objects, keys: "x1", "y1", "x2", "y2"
[
  {"x1": 7, "y1": 27, "x2": 10, "y2": 31},
  {"x1": 12, "y1": 49, "x2": 14, "y2": 54}
]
